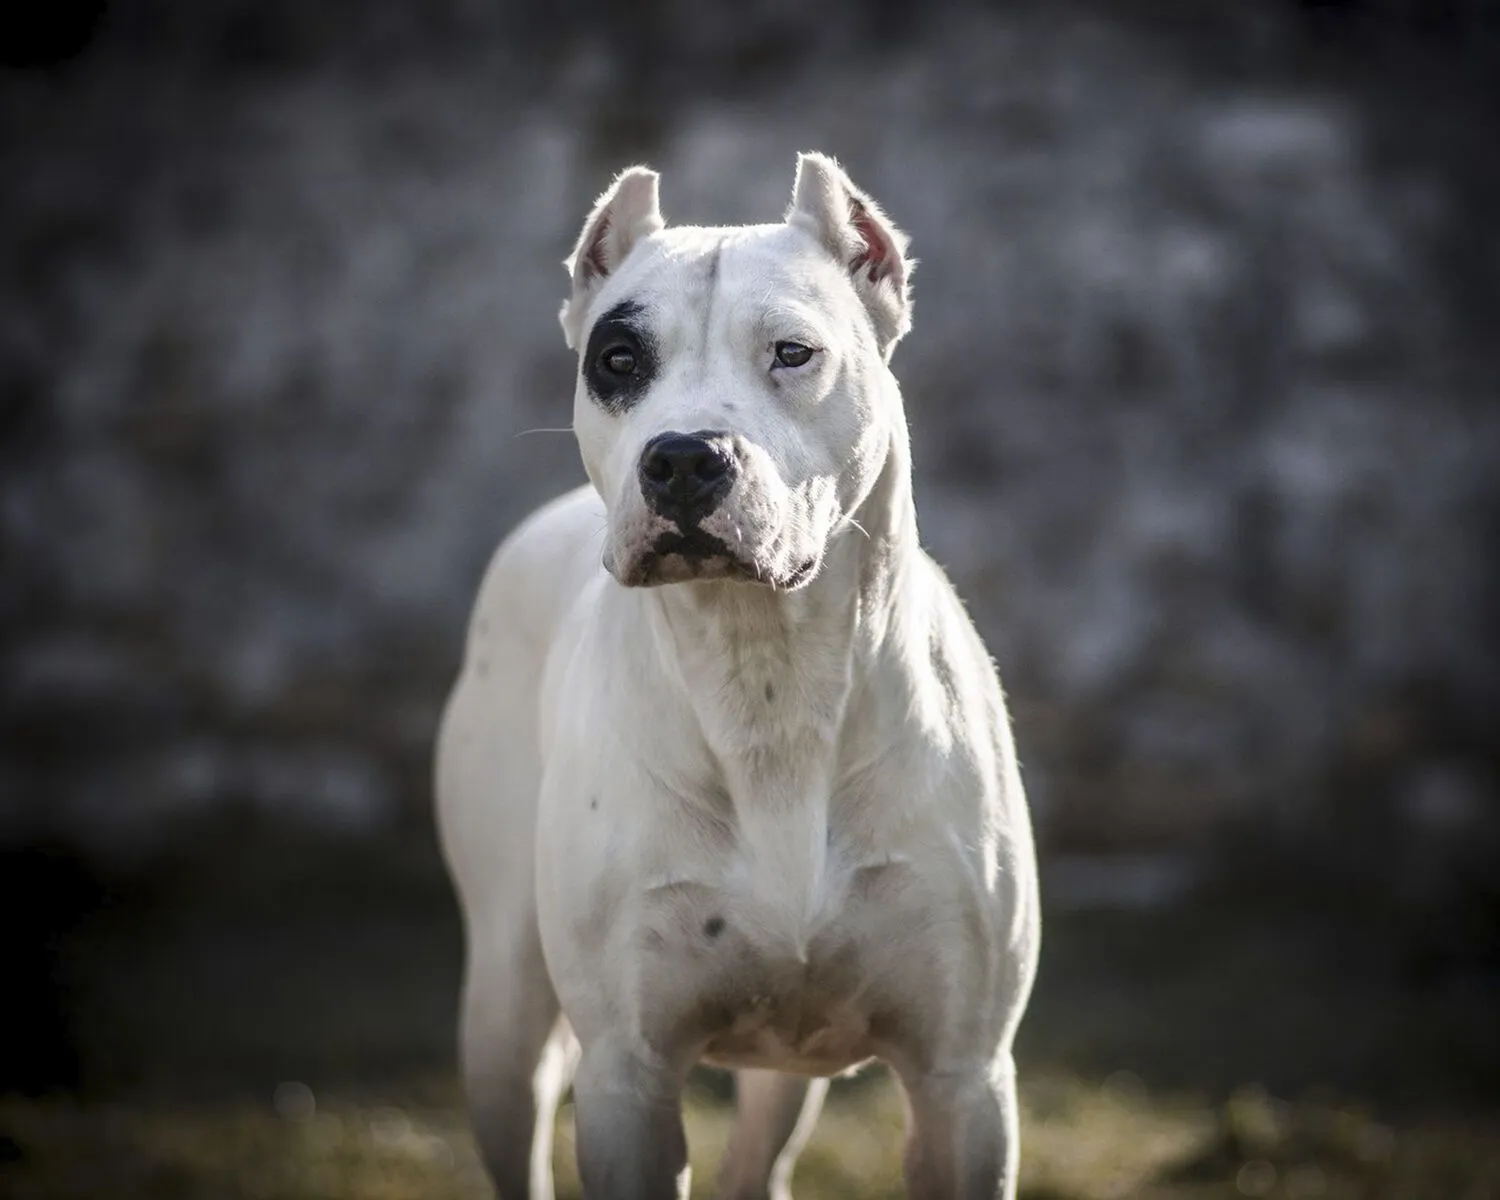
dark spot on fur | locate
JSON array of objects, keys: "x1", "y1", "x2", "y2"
[
  {"x1": 703, "y1": 916, "x2": 725, "y2": 938},
  {"x1": 584, "y1": 300, "x2": 657, "y2": 413},
  {"x1": 867, "y1": 1009, "x2": 905, "y2": 1044},
  {"x1": 764, "y1": 681, "x2": 775, "y2": 702},
  {"x1": 590, "y1": 796, "x2": 598, "y2": 811}
]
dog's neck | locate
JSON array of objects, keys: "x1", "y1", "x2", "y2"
[{"x1": 643, "y1": 417, "x2": 919, "y2": 936}]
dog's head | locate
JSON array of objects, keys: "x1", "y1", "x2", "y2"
[{"x1": 559, "y1": 153, "x2": 914, "y2": 590}]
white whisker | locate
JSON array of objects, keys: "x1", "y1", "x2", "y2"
[{"x1": 514, "y1": 426, "x2": 576, "y2": 438}]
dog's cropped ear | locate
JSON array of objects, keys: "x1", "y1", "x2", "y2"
[
  {"x1": 786, "y1": 152, "x2": 912, "y2": 359},
  {"x1": 559, "y1": 166, "x2": 664, "y2": 349}
]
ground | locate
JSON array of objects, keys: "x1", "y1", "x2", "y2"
[{"x1": 2, "y1": 818, "x2": 1498, "y2": 1199}]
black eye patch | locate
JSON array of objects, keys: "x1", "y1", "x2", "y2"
[{"x1": 583, "y1": 300, "x2": 658, "y2": 414}]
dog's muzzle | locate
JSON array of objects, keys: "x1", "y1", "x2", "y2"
[
  {"x1": 618, "y1": 430, "x2": 815, "y2": 588},
  {"x1": 638, "y1": 431, "x2": 737, "y2": 528}
]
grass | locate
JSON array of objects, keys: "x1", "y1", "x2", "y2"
[
  {"x1": 6, "y1": 1076, "x2": 1499, "y2": 1198},
  {"x1": 2, "y1": 818, "x2": 1498, "y2": 1198}
]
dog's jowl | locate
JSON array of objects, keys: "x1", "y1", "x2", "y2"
[{"x1": 436, "y1": 153, "x2": 1040, "y2": 1200}]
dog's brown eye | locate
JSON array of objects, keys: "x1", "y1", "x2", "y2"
[
  {"x1": 774, "y1": 341, "x2": 815, "y2": 369},
  {"x1": 601, "y1": 346, "x2": 637, "y2": 375}
]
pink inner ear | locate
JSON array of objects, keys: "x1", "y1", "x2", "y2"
[
  {"x1": 582, "y1": 213, "x2": 612, "y2": 281},
  {"x1": 849, "y1": 201, "x2": 893, "y2": 284}
]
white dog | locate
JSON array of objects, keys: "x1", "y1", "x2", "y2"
[{"x1": 435, "y1": 153, "x2": 1039, "y2": 1200}]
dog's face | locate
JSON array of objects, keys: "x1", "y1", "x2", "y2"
[{"x1": 559, "y1": 154, "x2": 913, "y2": 589}]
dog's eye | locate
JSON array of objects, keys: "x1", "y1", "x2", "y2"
[
  {"x1": 773, "y1": 341, "x2": 815, "y2": 369},
  {"x1": 600, "y1": 345, "x2": 637, "y2": 376}
]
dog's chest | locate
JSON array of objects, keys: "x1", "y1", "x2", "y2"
[{"x1": 635, "y1": 849, "x2": 919, "y2": 1073}]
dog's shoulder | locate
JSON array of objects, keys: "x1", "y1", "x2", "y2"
[
  {"x1": 463, "y1": 485, "x2": 606, "y2": 655},
  {"x1": 893, "y1": 548, "x2": 1010, "y2": 724}
]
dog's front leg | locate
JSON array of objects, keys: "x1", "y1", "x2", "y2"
[
  {"x1": 573, "y1": 1041, "x2": 691, "y2": 1200},
  {"x1": 898, "y1": 1055, "x2": 1019, "y2": 1200}
]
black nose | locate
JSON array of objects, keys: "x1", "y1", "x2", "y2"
[{"x1": 638, "y1": 432, "x2": 737, "y2": 524}]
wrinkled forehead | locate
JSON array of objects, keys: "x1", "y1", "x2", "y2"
[{"x1": 581, "y1": 223, "x2": 853, "y2": 343}]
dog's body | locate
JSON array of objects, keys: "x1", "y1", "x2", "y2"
[{"x1": 435, "y1": 155, "x2": 1040, "y2": 1199}]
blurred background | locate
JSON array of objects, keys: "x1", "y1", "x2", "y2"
[{"x1": 2, "y1": 1, "x2": 1498, "y2": 1196}]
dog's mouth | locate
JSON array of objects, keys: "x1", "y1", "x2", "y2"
[{"x1": 613, "y1": 528, "x2": 817, "y2": 590}]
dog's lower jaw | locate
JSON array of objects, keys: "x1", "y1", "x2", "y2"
[
  {"x1": 616, "y1": 552, "x2": 743, "y2": 587},
  {"x1": 609, "y1": 542, "x2": 820, "y2": 591}
]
